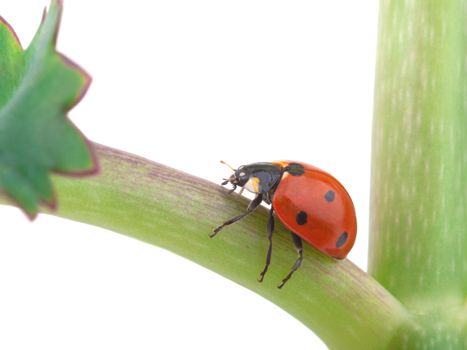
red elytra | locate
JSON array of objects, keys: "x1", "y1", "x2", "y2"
[
  {"x1": 211, "y1": 161, "x2": 357, "y2": 288},
  {"x1": 271, "y1": 161, "x2": 356, "y2": 259}
]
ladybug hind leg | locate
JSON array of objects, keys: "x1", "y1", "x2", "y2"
[
  {"x1": 277, "y1": 232, "x2": 303, "y2": 289},
  {"x1": 258, "y1": 207, "x2": 275, "y2": 282},
  {"x1": 210, "y1": 193, "x2": 263, "y2": 238}
]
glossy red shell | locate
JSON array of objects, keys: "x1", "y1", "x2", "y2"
[{"x1": 272, "y1": 161, "x2": 356, "y2": 259}]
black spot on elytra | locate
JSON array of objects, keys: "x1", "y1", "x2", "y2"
[
  {"x1": 325, "y1": 190, "x2": 335, "y2": 202},
  {"x1": 296, "y1": 211, "x2": 308, "y2": 225},
  {"x1": 336, "y1": 232, "x2": 348, "y2": 248},
  {"x1": 286, "y1": 163, "x2": 305, "y2": 176}
]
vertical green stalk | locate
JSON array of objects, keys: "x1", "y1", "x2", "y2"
[{"x1": 370, "y1": 0, "x2": 467, "y2": 347}]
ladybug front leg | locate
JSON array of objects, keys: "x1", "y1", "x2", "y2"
[
  {"x1": 210, "y1": 193, "x2": 263, "y2": 238},
  {"x1": 277, "y1": 232, "x2": 303, "y2": 289},
  {"x1": 258, "y1": 207, "x2": 275, "y2": 282}
]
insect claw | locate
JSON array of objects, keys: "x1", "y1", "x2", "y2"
[
  {"x1": 210, "y1": 225, "x2": 223, "y2": 238},
  {"x1": 227, "y1": 184, "x2": 237, "y2": 194}
]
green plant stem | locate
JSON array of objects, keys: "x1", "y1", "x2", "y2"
[
  {"x1": 371, "y1": 0, "x2": 466, "y2": 308},
  {"x1": 1, "y1": 144, "x2": 407, "y2": 350},
  {"x1": 370, "y1": 0, "x2": 467, "y2": 347}
]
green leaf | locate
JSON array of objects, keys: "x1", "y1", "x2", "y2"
[{"x1": 0, "y1": 0, "x2": 97, "y2": 219}]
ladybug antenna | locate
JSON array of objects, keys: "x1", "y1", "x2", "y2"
[{"x1": 220, "y1": 160, "x2": 236, "y2": 172}]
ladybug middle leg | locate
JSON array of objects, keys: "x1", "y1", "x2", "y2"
[
  {"x1": 258, "y1": 206, "x2": 275, "y2": 282},
  {"x1": 210, "y1": 193, "x2": 263, "y2": 238},
  {"x1": 278, "y1": 232, "x2": 303, "y2": 289}
]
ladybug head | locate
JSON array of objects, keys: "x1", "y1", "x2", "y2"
[
  {"x1": 221, "y1": 162, "x2": 250, "y2": 188},
  {"x1": 221, "y1": 161, "x2": 283, "y2": 195}
]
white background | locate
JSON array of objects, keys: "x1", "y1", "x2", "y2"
[{"x1": 1, "y1": 1, "x2": 379, "y2": 349}]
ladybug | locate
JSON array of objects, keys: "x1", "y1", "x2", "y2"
[{"x1": 210, "y1": 161, "x2": 357, "y2": 288}]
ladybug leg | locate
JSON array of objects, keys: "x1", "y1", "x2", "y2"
[
  {"x1": 258, "y1": 207, "x2": 275, "y2": 282},
  {"x1": 227, "y1": 184, "x2": 237, "y2": 194},
  {"x1": 210, "y1": 193, "x2": 263, "y2": 238},
  {"x1": 277, "y1": 232, "x2": 303, "y2": 289}
]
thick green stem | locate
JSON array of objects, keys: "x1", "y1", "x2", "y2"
[
  {"x1": 370, "y1": 0, "x2": 467, "y2": 348},
  {"x1": 2, "y1": 144, "x2": 407, "y2": 350}
]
